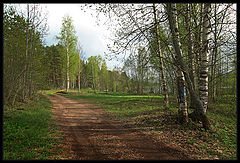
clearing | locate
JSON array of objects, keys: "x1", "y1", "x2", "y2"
[{"x1": 44, "y1": 93, "x2": 191, "y2": 160}]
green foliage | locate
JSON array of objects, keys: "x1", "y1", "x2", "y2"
[
  {"x1": 3, "y1": 93, "x2": 63, "y2": 160},
  {"x1": 208, "y1": 95, "x2": 236, "y2": 118},
  {"x1": 57, "y1": 14, "x2": 78, "y2": 52},
  {"x1": 56, "y1": 14, "x2": 78, "y2": 90},
  {"x1": 3, "y1": 4, "x2": 49, "y2": 105},
  {"x1": 87, "y1": 55, "x2": 102, "y2": 90},
  {"x1": 99, "y1": 60, "x2": 108, "y2": 91}
]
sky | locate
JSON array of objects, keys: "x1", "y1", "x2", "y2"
[{"x1": 41, "y1": 4, "x2": 120, "y2": 70}]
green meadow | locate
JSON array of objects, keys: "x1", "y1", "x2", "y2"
[{"x1": 62, "y1": 89, "x2": 237, "y2": 159}]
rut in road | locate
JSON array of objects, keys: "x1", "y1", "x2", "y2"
[{"x1": 44, "y1": 93, "x2": 190, "y2": 160}]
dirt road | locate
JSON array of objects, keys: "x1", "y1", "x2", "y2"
[{"x1": 44, "y1": 93, "x2": 191, "y2": 160}]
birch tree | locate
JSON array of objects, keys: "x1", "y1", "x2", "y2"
[
  {"x1": 165, "y1": 3, "x2": 188, "y2": 123},
  {"x1": 100, "y1": 60, "x2": 108, "y2": 92},
  {"x1": 76, "y1": 42, "x2": 84, "y2": 93},
  {"x1": 199, "y1": 3, "x2": 211, "y2": 114},
  {"x1": 57, "y1": 14, "x2": 78, "y2": 92},
  {"x1": 166, "y1": 3, "x2": 211, "y2": 129}
]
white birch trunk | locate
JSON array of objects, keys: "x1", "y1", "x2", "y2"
[
  {"x1": 78, "y1": 66, "x2": 81, "y2": 93},
  {"x1": 166, "y1": 3, "x2": 188, "y2": 123},
  {"x1": 66, "y1": 46, "x2": 69, "y2": 92},
  {"x1": 199, "y1": 3, "x2": 211, "y2": 114},
  {"x1": 166, "y1": 3, "x2": 211, "y2": 129}
]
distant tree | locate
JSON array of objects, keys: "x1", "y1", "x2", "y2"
[
  {"x1": 136, "y1": 47, "x2": 148, "y2": 94},
  {"x1": 57, "y1": 14, "x2": 78, "y2": 92},
  {"x1": 100, "y1": 60, "x2": 108, "y2": 92},
  {"x1": 76, "y1": 42, "x2": 84, "y2": 93},
  {"x1": 44, "y1": 45, "x2": 64, "y2": 89},
  {"x1": 87, "y1": 55, "x2": 102, "y2": 92}
]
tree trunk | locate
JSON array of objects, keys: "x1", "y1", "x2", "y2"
[
  {"x1": 185, "y1": 4, "x2": 195, "y2": 91},
  {"x1": 176, "y1": 69, "x2": 188, "y2": 123},
  {"x1": 211, "y1": 4, "x2": 217, "y2": 102},
  {"x1": 92, "y1": 62, "x2": 96, "y2": 93},
  {"x1": 166, "y1": 3, "x2": 211, "y2": 129},
  {"x1": 78, "y1": 71, "x2": 81, "y2": 93},
  {"x1": 11, "y1": 86, "x2": 21, "y2": 106},
  {"x1": 78, "y1": 58, "x2": 81, "y2": 93},
  {"x1": 66, "y1": 46, "x2": 69, "y2": 92},
  {"x1": 23, "y1": 3, "x2": 30, "y2": 101},
  {"x1": 199, "y1": 3, "x2": 211, "y2": 114},
  {"x1": 192, "y1": 4, "x2": 203, "y2": 93},
  {"x1": 153, "y1": 3, "x2": 169, "y2": 109},
  {"x1": 185, "y1": 4, "x2": 196, "y2": 109},
  {"x1": 166, "y1": 3, "x2": 188, "y2": 123},
  {"x1": 28, "y1": 27, "x2": 34, "y2": 97}
]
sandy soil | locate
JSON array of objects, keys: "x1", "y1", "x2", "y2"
[{"x1": 44, "y1": 93, "x2": 191, "y2": 160}]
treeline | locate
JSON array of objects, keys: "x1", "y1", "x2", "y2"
[
  {"x1": 3, "y1": 4, "x2": 48, "y2": 105},
  {"x1": 43, "y1": 14, "x2": 131, "y2": 94},
  {"x1": 44, "y1": 46, "x2": 130, "y2": 93},
  {"x1": 3, "y1": 5, "x2": 129, "y2": 106}
]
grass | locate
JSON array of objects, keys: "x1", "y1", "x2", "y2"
[
  {"x1": 42, "y1": 89, "x2": 60, "y2": 95},
  {"x1": 62, "y1": 90, "x2": 166, "y2": 118},
  {"x1": 3, "y1": 93, "x2": 64, "y2": 160},
  {"x1": 60, "y1": 89, "x2": 237, "y2": 160}
]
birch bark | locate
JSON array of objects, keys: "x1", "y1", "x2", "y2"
[
  {"x1": 166, "y1": 3, "x2": 211, "y2": 129},
  {"x1": 199, "y1": 3, "x2": 211, "y2": 114},
  {"x1": 166, "y1": 3, "x2": 188, "y2": 123},
  {"x1": 66, "y1": 46, "x2": 69, "y2": 92}
]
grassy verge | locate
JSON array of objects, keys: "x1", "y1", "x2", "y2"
[
  {"x1": 3, "y1": 92, "x2": 64, "y2": 160},
  {"x1": 61, "y1": 89, "x2": 237, "y2": 160},
  {"x1": 42, "y1": 89, "x2": 60, "y2": 95}
]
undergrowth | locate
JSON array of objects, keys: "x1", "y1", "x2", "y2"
[{"x1": 3, "y1": 93, "x2": 63, "y2": 160}]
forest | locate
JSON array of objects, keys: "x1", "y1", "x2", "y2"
[{"x1": 3, "y1": 3, "x2": 237, "y2": 160}]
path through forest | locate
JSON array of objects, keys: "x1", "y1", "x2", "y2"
[{"x1": 44, "y1": 93, "x2": 191, "y2": 160}]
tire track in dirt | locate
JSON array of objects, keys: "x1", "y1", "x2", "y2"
[{"x1": 44, "y1": 93, "x2": 191, "y2": 160}]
